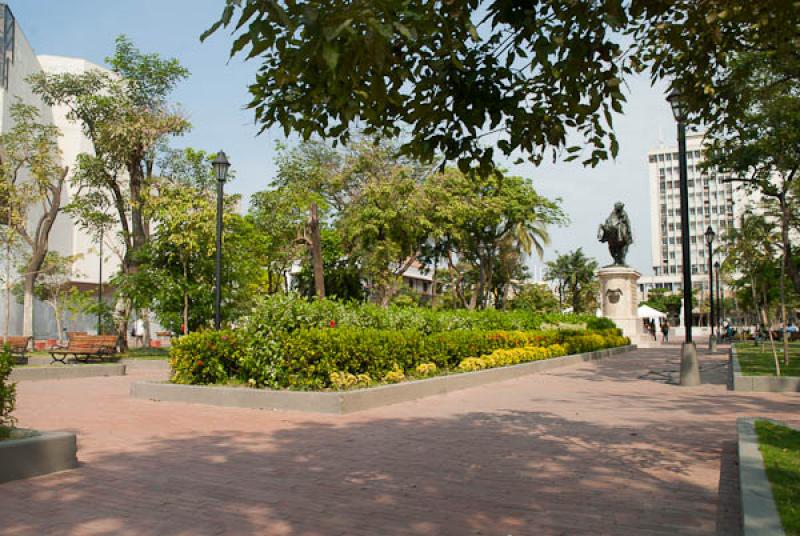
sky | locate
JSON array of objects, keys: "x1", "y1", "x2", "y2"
[{"x1": 14, "y1": 0, "x2": 680, "y2": 276}]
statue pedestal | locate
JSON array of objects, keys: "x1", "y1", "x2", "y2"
[{"x1": 598, "y1": 266, "x2": 642, "y2": 341}]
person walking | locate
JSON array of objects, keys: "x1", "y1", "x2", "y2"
[{"x1": 661, "y1": 320, "x2": 669, "y2": 343}]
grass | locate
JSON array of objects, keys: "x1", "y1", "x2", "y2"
[
  {"x1": 755, "y1": 420, "x2": 800, "y2": 535},
  {"x1": 734, "y1": 342, "x2": 800, "y2": 377}
]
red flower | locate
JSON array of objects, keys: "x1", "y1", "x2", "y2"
[
  {"x1": 196, "y1": 360, "x2": 203, "y2": 367},
  {"x1": 329, "y1": 320, "x2": 336, "y2": 328}
]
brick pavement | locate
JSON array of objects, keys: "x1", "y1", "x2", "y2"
[{"x1": 1, "y1": 346, "x2": 797, "y2": 535}]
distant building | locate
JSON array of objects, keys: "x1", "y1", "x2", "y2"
[
  {"x1": 638, "y1": 132, "x2": 757, "y2": 303},
  {"x1": 0, "y1": 4, "x2": 119, "y2": 338}
]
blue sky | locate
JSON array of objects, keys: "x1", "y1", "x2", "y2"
[{"x1": 15, "y1": 0, "x2": 679, "y2": 275}]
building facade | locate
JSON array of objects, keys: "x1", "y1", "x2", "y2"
[
  {"x1": 639, "y1": 132, "x2": 756, "y2": 304},
  {"x1": 0, "y1": 4, "x2": 118, "y2": 338}
]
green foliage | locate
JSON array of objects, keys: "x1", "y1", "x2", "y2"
[
  {"x1": 204, "y1": 0, "x2": 631, "y2": 171},
  {"x1": 0, "y1": 346, "x2": 16, "y2": 429},
  {"x1": 169, "y1": 295, "x2": 626, "y2": 390},
  {"x1": 170, "y1": 330, "x2": 244, "y2": 385},
  {"x1": 642, "y1": 288, "x2": 682, "y2": 315},
  {"x1": 508, "y1": 283, "x2": 560, "y2": 313},
  {"x1": 243, "y1": 293, "x2": 614, "y2": 337},
  {"x1": 125, "y1": 169, "x2": 268, "y2": 333},
  {"x1": 754, "y1": 420, "x2": 800, "y2": 534},
  {"x1": 545, "y1": 248, "x2": 599, "y2": 313}
]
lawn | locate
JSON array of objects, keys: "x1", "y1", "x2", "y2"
[
  {"x1": 734, "y1": 342, "x2": 800, "y2": 377},
  {"x1": 755, "y1": 420, "x2": 800, "y2": 535}
]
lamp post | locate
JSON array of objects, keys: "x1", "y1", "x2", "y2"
[
  {"x1": 705, "y1": 226, "x2": 716, "y2": 351},
  {"x1": 212, "y1": 151, "x2": 230, "y2": 330},
  {"x1": 714, "y1": 260, "x2": 722, "y2": 337},
  {"x1": 98, "y1": 226, "x2": 103, "y2": 335},
  {"x1": 667, "y1": 87, "x2": 701, "y2": 385}
]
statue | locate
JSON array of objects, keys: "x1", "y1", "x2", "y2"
[{"x1": 597, "y1": 202, "x2": 633, "y2": 266}]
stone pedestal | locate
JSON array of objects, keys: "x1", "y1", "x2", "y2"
[{"x1": 598, "y1": 265, "x2": 642, "y2": 341}]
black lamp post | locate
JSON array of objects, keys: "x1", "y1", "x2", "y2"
[
  {"x1": 667, "y1": 87, "x2": 701, "y2": 385},
  {"x1": 714, "y1": 260, "x2": 722, "y2": 336},
  {"x1": 98, "y1": 226, "x2": 103, "y2": 335},
  {"x1": 705, "y1": 225, "x2": 716, "y2": 350},
  {"x1": 212, "y1": 151, "x2": 230, "y2": 330}
]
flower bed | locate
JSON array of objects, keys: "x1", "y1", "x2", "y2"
[{"x1": 168, "y1": 296, "x2": 628, "y2": 391}]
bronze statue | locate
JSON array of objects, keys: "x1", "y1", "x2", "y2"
[{"x1": 597, "y1": 202, "x2": 633, "y2": 266}]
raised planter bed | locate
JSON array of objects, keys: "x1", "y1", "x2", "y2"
[
  {"x1": 131, "y1": 344, "x2": 635, "y2": 414},
  {"x1": 729, "y1": 347, "x2": 800, "y2": 392},
  {"x1": 11, "y1": 363, "x2": 126, "y2": 382},
  {"x1": 0, "y1": 429, "x2": 78, "y2": 483},
  {"x1": 737, "y1": 418, "x2": 793, "y2": 535}
]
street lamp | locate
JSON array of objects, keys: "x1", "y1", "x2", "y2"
[
  {"x1": 705, "y1": 225, "x2": 716, "y2": 351},
  {"x1": 98, "y1": 226, "x2": 103, "y2": 335},
  {"x1": 212, "y1": 150, "x2": 230, "y2": 330},
  {"x1": 714, "y1": 260, "x2": 722, "y2": 337},
  {"x1": 667, "y1": 87, "x2": 700, "y2": 385}
]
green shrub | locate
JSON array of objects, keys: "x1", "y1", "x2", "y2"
[
  {"x1": 170, "y1": 330, "x2": 245, "y2": 385},
  {"x1": 243, "y1": 293, "x2": 617, "y2": 336},
  {"x1": 0, "y1": 345, "x2": 16, "y2": 430}
]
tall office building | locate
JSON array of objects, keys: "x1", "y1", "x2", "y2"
[{"x1": 639, "y1": 132, "x2": 755, "y2": 300}]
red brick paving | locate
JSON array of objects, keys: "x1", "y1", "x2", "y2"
[{"x1": 1, "y1": 346, "x2": 797, "y2": 535}]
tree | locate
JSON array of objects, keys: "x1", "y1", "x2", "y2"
[
  {"x1": 128, "y1": 152, "x2": 267, "y2": 334},
  {"x1": 722, "y1": 210, "x2": 786, "y2": 369},
  {"x1": 30, "y1": 35, "x2": 190, "y2": 349},
  {"x1": 508, "y1": 283, "x2": 560, "y2": 313},
  {"x1": 23, "y1": 253, "x2": 92, "y2": 342},
  {"x1": 426, "y1": 168, "x2": 564, "y2": 309},
  {"x1": 0, "y1": 103, "x2": 68, "y2": 343},
  {"x1": 204, "y1": 2, "x2": 799, "y2": 173},
  {"x1": 545, "y1": 249, "x2": 599, "y2": 314}
]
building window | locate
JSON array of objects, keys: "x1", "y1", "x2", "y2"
[{"x1": 0, "y1": 5, "x2": 15, "y2": 89}]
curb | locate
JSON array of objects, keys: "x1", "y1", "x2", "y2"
[
  {"x1": 131, "y1": 344, "x2": 636, "y2": 414},
  {"x1": 737, "y1": 417, "x2": 792, "y2": 536},
  {"x1": 11, "y1": 364, "x2": 126, "y2": 382},
  {"x1": 0, "y1": 429, "x2": 78, "y2": 483},
  {"x1": 729, "y1": 346, "x2": 800, "y2": 392}
]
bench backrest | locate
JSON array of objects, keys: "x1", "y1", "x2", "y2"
[
  {"x1": 66, "y1": 331, "x2": 88, "y2": 338},
  {"x1": 2, "y1": 336, "x2": 30, "y2": 351},
  {"x1": 66, "y1": 335, "x2": 118, "y2": 353}
]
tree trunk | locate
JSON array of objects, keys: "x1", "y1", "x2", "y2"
[
  {"x1": 4, "y1": 239, "x2": 10, "y2": 339},
  {"x1": 114, "y1": 296, "x2": 130, "y2": 353},
  {"x1": 22, "y1": 249, "x2": 47, "y2": 341},
  {"x1": 779, "y1": 196, "x2": 791, "y2": 366},
  {"x1": 431, "y1": 257, "x2": 438, "y2": 308},
  {"x1": 308, "y1": 202, "x2": 325, "y2": 299},
  {"x1": 142, "y1": 309, "x2": 152, "y2": 348}
]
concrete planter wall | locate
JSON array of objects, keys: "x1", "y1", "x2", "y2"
[
  {"x1": 737, "y1": 418, "x2": 795, "y2": 535},
  {"x1": 0, "y1": 430, "x2": 78, "y2": 483},
  {"x1": 729, "y1": 347, "x2": 800, "y2": 392},
  {"x1": 131, "y1": 344, "x2": 635, "y2": 414},
  {"x1": 11, "y1": 363, "x2": 126, "y2": 382}
]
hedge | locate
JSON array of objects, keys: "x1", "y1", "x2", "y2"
[{"x1": 170, "y1": 325, "x2": 629, "y2": 390}]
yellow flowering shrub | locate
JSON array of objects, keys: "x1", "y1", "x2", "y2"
[
  {"x1": 383, "y1": 365, "x2": 406, "y2": 383},
  {"x1": 547, "y1": 344, "x2": 567, "y2": 357},
  {"x1": 355, "y1": 373, "x2": 372, "y2": 387},
  {"x1": 329, "y1": 371, "x2": 358, "y2": 389},
  {"x1": 415, "y1": 363, "x2": 438, "y2": 376},
  {"x1": 458, "y1": 358, "x2": 486, "y2": 372}
]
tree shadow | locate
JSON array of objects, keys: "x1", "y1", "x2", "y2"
[{"x1": 2, "y1": 407, "x2": 754, "y2": 535}]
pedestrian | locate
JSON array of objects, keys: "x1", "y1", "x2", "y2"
[{"x1": 661, "y1": 320, "x2": 669, "y2": 343}]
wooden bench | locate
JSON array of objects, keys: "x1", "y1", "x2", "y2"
[
  {"x1": 49, "y1": 335, "x2": 119, "y2": 364},
  {"x1": 2, "y1": 336, "x2": 31, "y2": 365}
]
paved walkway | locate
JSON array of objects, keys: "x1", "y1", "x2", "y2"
[{"x1": 2, "y1": 346, "x2": 798, "y2": 535}]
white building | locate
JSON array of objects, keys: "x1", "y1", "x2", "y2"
[
  {"x1": 0, "y1": 4, "x2": 118, "y2": 338},
  {"x1": 639, "y1": 132, "x2": 756, "y2": 302}
]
